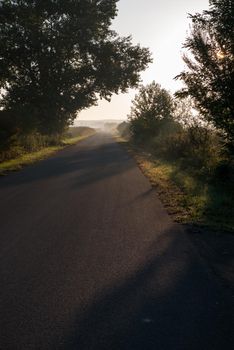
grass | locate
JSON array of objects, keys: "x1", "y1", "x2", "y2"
[
  {"x1": 0, "y1": 132, "x2": 95, "y2": 175},
  {"x1": 117, "y1": 136, "x2": 234, "y2": 232}
]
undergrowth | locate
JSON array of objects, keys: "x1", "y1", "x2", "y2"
[
  {"x1": 0, "y1": 127, "x2": 95, "y2": 174},
  {"x1": 118, "y1": 136, "x2": 234, "y2": 232}
]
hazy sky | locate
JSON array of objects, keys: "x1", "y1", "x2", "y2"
[{"x1": 77, "y1": 0, "x2": 209, "y2": 121}]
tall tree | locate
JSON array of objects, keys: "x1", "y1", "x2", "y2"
[
  {"x1": 175, "y1": 0, "x2": 234, "y2": 151},
  {"x1": 129, "y1": 81, "x2": 174, "y2": 142},
  {"x1": 0, "y1": 0, "x2": 151, "y2": 138}
]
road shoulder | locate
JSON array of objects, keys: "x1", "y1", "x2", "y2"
[
  {"x1": 116, "y1": 135, "x2": 234, "y2": 294},
  {"x1": 0, "y1": 131, "x2": 96, "y2": 176}
]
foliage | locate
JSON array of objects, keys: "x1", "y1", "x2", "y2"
[
  {"x1": 117, "y1": 121, "x2": 130, "y2": 138},
  {"x1": 128, "y1": 81, "x2": 225, "y2": 176},
  {"x1": 126, "y1": 79, "x2": 233, "y2": 229},
  {"x1": 151, "y1": 125, "x2": 223, "y2": 173},
  {"x1": 0, "y1": 0, "x2": 151, "y2": 140},
  {"x1": 66, "y1": 126, "x2": 95, "y2": 139},
  {"x1": 0, "y1": 126, "x2": 95, "y2": 163},
  {"x1": 128, "y1": 82, "x2": 174, "y2": 142},
  {"x1": 130, "y1": 146, "x2": 234, "y2": 230},
  {"x1": 173, "y1": 96, "x2": 204, "y2": 127},
  {"x1": 0, "y1": 131, "x2": 61, "y2": 162},
  {"x1": 175, "y1": 0, "x2": 234, "y2": 151}
]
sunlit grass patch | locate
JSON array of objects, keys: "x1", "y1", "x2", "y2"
[
  {"x1": 118, "y1": 139, "x2": 234, "y2": 232},
  {"x1": 0, "y1": 132, "x2": 96, "y2": 175},
  {"x1": 0, "y1": 146, "x2": 62, "y2": 174},
  {"x1": 63, "y1": 134, "x2": 90, "y2": 145}
]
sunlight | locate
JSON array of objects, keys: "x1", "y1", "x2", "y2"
[{"x1": 216, "y1": 50, "x2": 226, "y2": 60}]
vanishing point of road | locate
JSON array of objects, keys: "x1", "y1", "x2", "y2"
[{"x1": 0, "y1": 133, "x2": 233, "y2": 349}]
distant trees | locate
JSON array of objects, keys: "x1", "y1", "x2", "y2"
[
  {"x1": 0, "y1": 0, "x2": 151, "y2": 144},
  {"x1": 117, "y1": 121, "x2": 130, "y2": 138},
  {"x1": 175, "y1": 0, "x2": 234, "y2": 151},
  {"x1": 129, "y1": 82, "x2": 175, "y2": 142}
]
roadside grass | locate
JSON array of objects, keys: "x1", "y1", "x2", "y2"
[
  {"x1": 0, "y1": 132, "x2": 96, "y2": 175},
  {"x1": 117, "y1": 137, "x2": 234, "y2": 232}
]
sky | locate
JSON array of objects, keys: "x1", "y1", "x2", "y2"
[{"x1": 77, "y1": 0, "x2": 209, "y2": 122}]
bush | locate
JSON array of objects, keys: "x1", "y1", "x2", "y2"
[
  {"x1": 0, "y1": 132, "x2": 62, "y2": 162},
  {"x1": 149, "y1": 124, "x2": 223, "y2": 175},
  {"x1": 117, "y1": 122, "x2": 131, "y2": 139},
  {"x1": 128, "y1": 81, "x2": 228, "y2": 179}
]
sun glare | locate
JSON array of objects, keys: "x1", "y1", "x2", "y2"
[{"x1": 217, "y1": 50, "x2": 225, "y2": 59}]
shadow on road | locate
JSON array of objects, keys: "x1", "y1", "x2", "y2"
[
  {"x1": 0, "y1": 138, "x2": 135, "y2": 189},
  {"x1": 0, "y1": 134, "x2": 233, "y2": 350},
  {"x1": 60, "y1": 228, "x2": 232, "y2": 350}
]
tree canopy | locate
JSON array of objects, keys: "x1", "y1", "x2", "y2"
[
  {"x1": 128, "y1": 81, "x2": 175, "y2": 142},
  {"x1": 0, "y1": 0, "x2": 152, "y2": 138},
  {"x1": 175, "y1": 0, "x2": 234, "y2": 150}
]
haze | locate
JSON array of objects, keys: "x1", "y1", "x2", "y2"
[{"x1": 77, "y1": 0, "x2": 209, "y2": 122}]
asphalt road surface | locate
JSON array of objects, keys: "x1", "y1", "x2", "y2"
[{"x1": 0, "y1": 133, "x2": 233, "y2": 350}]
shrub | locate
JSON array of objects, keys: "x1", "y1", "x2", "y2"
[{"x1": 117, "y1": 122, "x2": 131, "y2": 139}]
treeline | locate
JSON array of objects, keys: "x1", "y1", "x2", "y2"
[
  {"x1": 0, "y1": 0, "x2": 151, "y2": 160},
  {"x1": 119, "y1": 0, "x2": 233, "y2": 175},
  {"x1": 117, "y1": 79, "x2": 233, "y2": 228},
  {"x1": 119, "y1": 83, "x2": 229, "y2": 177},
  {"x1": 0, "y1": 126, "x2": 95, "y2": 163}
]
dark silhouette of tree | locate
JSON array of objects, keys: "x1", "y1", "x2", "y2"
[
  {"x1": 175, "y1": 0, "x2": 234, "y2": 151},
  {"x1": 129, "y1": 82, "x2": 174, "y2": 142},
  {"x1": 117, "y1": 121, "x2": 130, "y2": 138},
  {"x1": 0, "y1": 0, "x2": 151, "y2": 140}
]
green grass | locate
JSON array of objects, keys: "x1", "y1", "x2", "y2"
[
  {"x1": 63, "y1": 134, "x2": 94, "y2": 145},
  {"x1": 0, "y1": 133, "x2": 95, "y2": 175},
  {"x1": 117, "y1": 137, "x2": 234, "y2": 232}
]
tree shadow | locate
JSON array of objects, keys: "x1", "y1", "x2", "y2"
[
  {"x1": 0, "y1": 139, "x2": 136, "y2": 189},
  {"x1": 60, "y1": 228, "x2": 233, "y2": 350}
]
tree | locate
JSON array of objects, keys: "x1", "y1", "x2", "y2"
[
  {"x1": 175, "y1": 0, "x2": 234, "y2": 151},
  {"x1": 173, "y1": 96, "x2": 205, "y2": 127},
  {"x1": 0, "y1": 0, "x2": 151, "y2": 139},
  {"x1": 128, "y1": 81, "x2": 174, "y2": 142},
  {"x1": 117, "y1": 121, "x2": 130, "y2": 138}
]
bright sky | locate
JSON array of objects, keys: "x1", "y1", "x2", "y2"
[{"x1": 77, "y1": 0, "x2": 209, "y2": 121}]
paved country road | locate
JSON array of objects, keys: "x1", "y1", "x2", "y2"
[{"x1": 0, "y1": 133, "x2": 233, "y2": 350}]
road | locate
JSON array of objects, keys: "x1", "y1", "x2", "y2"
[{"x1": 0, "y1": 133, "x2": 233, "y2": 350}]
